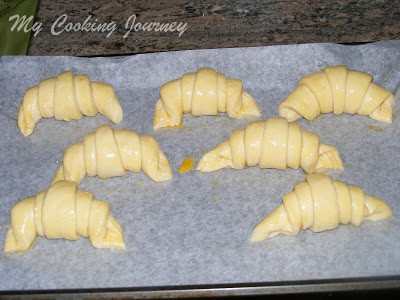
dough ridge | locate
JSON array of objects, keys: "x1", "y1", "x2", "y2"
[
  {"x1": 153, "y1": 67, "x2": 261, "y2": 129},
  {"x1": 197, "y1": 117, "x2": 343, "y2": 173},
  {"x1": 251, "y1": 174, "x2": 393, "y2": 242},
  {"x1": 52, "y1": 125, "x2": 172, "y2": 184},
  {"x1": 279, "y1": 65, "x2": 394, "y2": 123},
  {"x1": 18, "y1": 71, "x2": 123, "y2": 136},
  {"x1": 4, "y1": 180, "x2": 126, "y2": 253}
]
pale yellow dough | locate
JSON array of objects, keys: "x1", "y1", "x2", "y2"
[
  {"x1": 52, "y1": 125, "x2": 172, "y2": 184},
  {"x1": 17, "y1": 71, "x2": 123, "y2": 136},
  {"x1": 4, "y1": 180, "x2": 126, "y2": 253},
  {"x1": 153, "y1": 67, "x2": 261, "y2": 129},
  {"x1": 279, "y1": 65, "x2": 394, "y2": 123},
  {"x1": 251, "y1": 174, "x2": 393, "y2": 242},
  {"x1": 197, "y1": 117, "x2": 343, "y2": 174}
]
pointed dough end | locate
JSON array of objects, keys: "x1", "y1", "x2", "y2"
[
  {"x1": 316, "y1": 144, "x2": 344, "y2": 172},
  {"x1": 369, "y1": 95, "x2": 393, "y2": 124},
  {"x1": 278, "y1": 106, "x2": 302, "y2": 122},
  {"x1": 140, "y1": 135, "x2": 173, "y2": 182},
  {"x1": 233, "y1": 91, "x2": 261, "y2": 118},
  {"x1": 19, "y1": 86, "x2": 43, "y2": 136},
  {"x1": 153, "y1": 98, "x2": 181, "y2": 129},
  {"x1": 4, "y1": 227, "x2": 36, "y2": 253},
  {"x1": 17, "y1": 104, "x2": 35, "y2": 137},
  {"x1": 109, "y1": 108, "x2": 123, "y2": 124},
  {"x1": 19, "y1": 126, "x2": 33, "y2": 137},
  {"x1": 250, "y1": 205, "x2": 295, "y2": 242},
  {"x1": 197, "y1": 141, "x2": 234, "y2": 172},
  {"x1": 92, "y1": 82, "x2": 123, "y2": 124},
  {"x1": 364, "y1": 195, "x2": 393, "y2": 222},
  {"x1": 92, "y1": 216, "x2": 126, "y2": 250},
  {"x1": 51, "y1": 165, "x2": 66, "y2": 185},
  {"x1": 105, "y1": 216, "x2": 126, "y2": 250},
  {"x1": 103, "y1": 97, "x2": 123, "y2": 124},
  {"x1": 4, "y1": 228, "x2": 20, "y2": 253},
  {"x1": 150, "y1": 150, "x2": 173, "y2": 182}
]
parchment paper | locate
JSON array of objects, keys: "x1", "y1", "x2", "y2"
[{"x1": 1, "y1": 41, "x2": 399, "y2": 291}]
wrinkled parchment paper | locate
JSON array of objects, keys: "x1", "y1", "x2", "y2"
[{"x1": 1, "y1": 41, "x2": 399, "y2": 291}]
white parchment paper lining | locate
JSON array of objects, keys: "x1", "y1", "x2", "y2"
[{"x1": 0, "y1": 40, "x2": 399, "y2": 290}]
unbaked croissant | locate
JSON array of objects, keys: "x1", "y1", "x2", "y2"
[
  {"x1": 17, "y1": 71, "x2": 123, "y2": 136},
  {"x1": 153, "y1": 67, "x2": 261, "y2": 129},
  {"x1": 52, "y1": 125, "x2": 172, "y2": 184},
  {"x1": 4, "y1": 180, "x2": 126, "y2": 253},
  {"x1": 251, "y1": 174, "x2": 393, "y2": 242},
  {"x1": 279, "y1": 65, "x2": 394, "y2": 123},
  {"x1": 197, "y1": 117, "x2": 343, "y2": 174}
]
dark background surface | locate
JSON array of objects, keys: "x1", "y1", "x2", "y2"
[{"x1": 28, "y1": 0, "x2": 400, "y2": 56}]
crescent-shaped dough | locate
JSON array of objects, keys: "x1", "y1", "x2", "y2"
[
  {"x1": 17, "y1": 71, "x2": 123, "y2": 136},
  {"x1": 251, "y1": 174, "x2": 393, "y2": 242},
  {"x1": 197, "y1": 117, "x2": 343, "y2": 174},
  {"x1": 4, "y1": 180, "x2": 126, "y2": 253},
  {"x1": 153, "y1": 67, "x2": 261, "y2": 129},
  {"x1": 52, "y1": 125, "x2": 172, "y2": 184},
  {"x1": 279, "y1": 65, "x2": 394, "y2": 123}
]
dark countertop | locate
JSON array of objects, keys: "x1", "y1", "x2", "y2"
[{"x1": 28, "y1": 0, "x2": 400, "y2": 56}]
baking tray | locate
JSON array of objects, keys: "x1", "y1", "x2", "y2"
[
  {"x1": 1, "y1": 41, "x2": 399, "y2": 297},
  {"x1": 1, "y1": 276, "x2": 400, "y2": 298}
]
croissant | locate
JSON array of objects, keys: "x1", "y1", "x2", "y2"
[
  {"x1": 17, "y1": 71, "x2": 123, "y2": 136},
  {"x1": 278, "y1": 65, "x2": 394, "y2": 123},
  {"x1": 197, "y1": 117, "x2": 343, "y2": 174},
  {"x1": 4, "y1": 180, "x2": 126, "y2": 253},
  {"x1": 251, "y1": 174, "x2": 393, "y2": 242},
  {"x1": 52, "y1": 125, "x2": 172, "y2": 184},
  {"x1": 153, "y1": 67, "x2": 261, "y2": 129}
]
